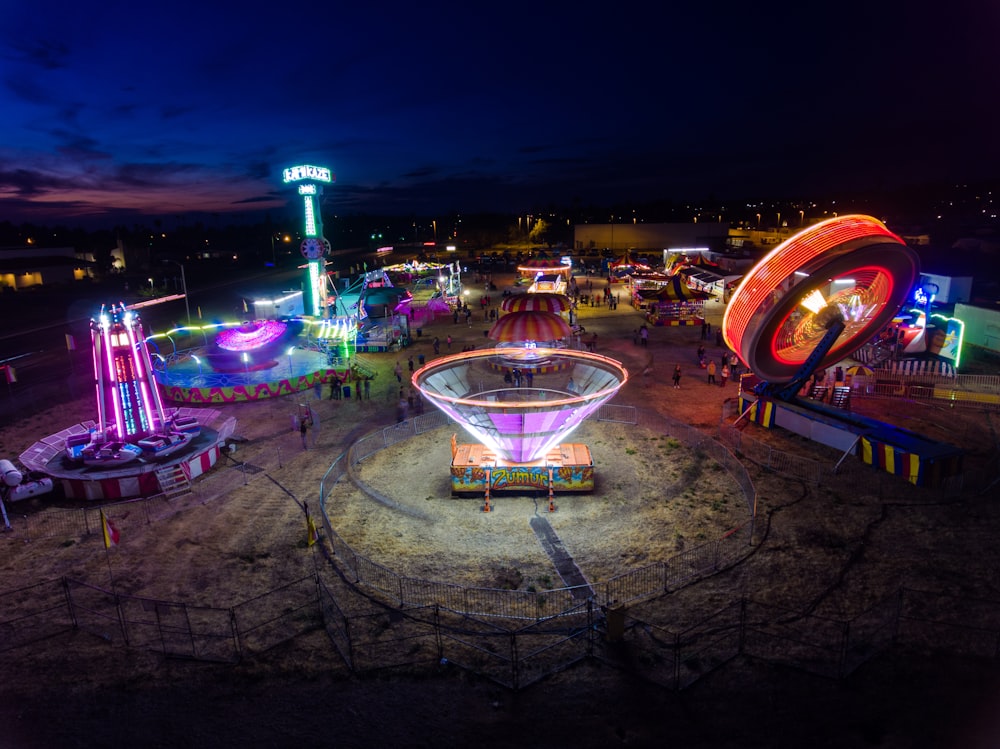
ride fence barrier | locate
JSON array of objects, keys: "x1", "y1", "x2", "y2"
[
  {"x1": 12, "y1": 550, "x2": 1000, "y2": 692},
  {"x1": 849, "y1": 373, "x2": 1000, "y2": 409},
  {"x1": 717, "y1": 400, "x2": 995, "y2": 500},
  {"x1": 318, "y1": 404, "x2": 758, "y2": 621},
  {"x1": 6, "y1": 574, "x2": 321, "y2": 663}
]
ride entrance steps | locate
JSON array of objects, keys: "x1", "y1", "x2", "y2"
[
  {"x1": 830, "y1": 385, "x2": 851, "y2": 410},
  {"x1": 154, "y1": 464, "x2": 191, "y2": 499}
]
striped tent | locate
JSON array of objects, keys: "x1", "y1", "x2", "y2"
[
  {"x1": 640, "y1": 276, "x2": 709, "y2": 301},
  {"x1": 488, "y1": 311, "x2": 572, "y2": 342},
  {"x1": 500, "y1": 293, "x2": 571, "y2": 313}
]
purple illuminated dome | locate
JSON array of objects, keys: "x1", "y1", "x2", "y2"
[{"x1": 412, "y1": 349, "x2": 628, "y2": 463}]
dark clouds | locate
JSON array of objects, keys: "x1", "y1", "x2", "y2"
[{"x1": 1, "y1": 1, "x2": 996, "y2": 228}]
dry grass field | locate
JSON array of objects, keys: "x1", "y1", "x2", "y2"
[{"x1": 2, "y1": 277, "x2": 1000, "y2": 747}]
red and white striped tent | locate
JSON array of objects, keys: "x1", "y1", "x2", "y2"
[
  {"x1": 500, "y1": 293, "x2": 571, "y2": 314},
  {"x1": 488, "y1": 311, "x2": 572, "y2": 342}
]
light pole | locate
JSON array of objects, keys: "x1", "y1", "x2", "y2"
[
  {"x1": 164, "y1": 260, "x2": 190, "y2": 324},
  {"x1": 270, "y1": 234, "x2": 290, "y2": 266}
]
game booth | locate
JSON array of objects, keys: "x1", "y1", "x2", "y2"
[{"x1": 639, "y1": 276, "x2": 710, "y2": 326}]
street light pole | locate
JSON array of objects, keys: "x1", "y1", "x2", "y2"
[{"x1": 164, "y1": 260, "x2": 190, "y2": 324}]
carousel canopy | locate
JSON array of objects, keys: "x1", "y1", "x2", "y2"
[
  {"x1": 488, "y1": 311, "x2": 572, "y2": 342},
  {"x1": 500, "y1": 293, "x2": 571, "y2": 313}
]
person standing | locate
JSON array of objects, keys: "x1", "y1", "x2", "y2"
[
  {"x1": 394, "y1": 361, "x2": 403, "y2": 383},
  {"x1": 407, "y1": 355, "x2": 414, "y2": 373},
  {"x1": 640, "y1": 325, "x2": 649, "y2": 347},
  {"x1": 446, "y1": 335, "x2": 452, "y2": 350},
  {"x1": 707, "y1": 360, "x2": 717, "y2": 385},
  {"x1": 299, "y1": 417, "x2": 308, "y2": 449},
  {"x1": 672, "y1": 364, "x2": 682, "y2": 389},
  {"x1": 433, "y1": 336, "x2": 440, "y2": 355},
  {"x1": 720, "y1": 362, "x2": 730, "y2": 387},
  {"x1": 364, "y1": 377, "x2": 371, "y2": 400},
  {"x1": 329, "y1": 373, "x2": 341, "y2": 400}
]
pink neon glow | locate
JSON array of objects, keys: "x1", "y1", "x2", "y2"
[
  {"x1": 216, "y1": 320, "x2": 288, "y2": 351},
  {"x1": 125, "y1": 315, "x2": 157, "y2": 433},
  {"x1": 102, "y1": 320, "x2": 125, "y2": 438},
  {"x1": 413, "y1": 348, "x2": 629, "y2": 463}
]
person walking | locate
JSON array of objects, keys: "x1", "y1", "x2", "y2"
[
  {"x1": 446, "y1": 335, "x2": 452, "y2": 350},
  {"x1": 407, "y1": 355, "x2": 414, "y2": 373},
  {"x1": 433, "y1": 336, "x2": 440, "y2": 355},
  {"x1": 640, "y1": 325, "x2": 649, "y2": 347},
  {"x1": 707, "y1": 360, "x2": 717, "y2": 385},
  {"x1": 394, "y1": 361, "x2": 403, "y2": 383},
  {"x1": 672, "y1": 364, "x2": 682, "y2": 389},
  {"x1": 299, "y1": 416, "x2": 308, "y2": 450}
]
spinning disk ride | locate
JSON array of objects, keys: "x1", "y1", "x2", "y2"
[
  {"x1": 723, "y1": 214, "x2": 919, "y2": 391},
  {"x1": 723, "y1": 214, "x2": 963, "y2": 487}
]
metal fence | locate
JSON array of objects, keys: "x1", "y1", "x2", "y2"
[{"x1": 10, "y1": 571, "x2": 1000, "y2": 693}]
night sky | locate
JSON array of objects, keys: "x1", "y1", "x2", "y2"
[{"x1": 2, "y1": 1, "x2": 997, "y2": 228}]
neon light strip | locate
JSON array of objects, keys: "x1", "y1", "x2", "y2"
[
  {"x1": 412, "y1": 349, "x2": 628, "y2": 408},
  {"x1": 723, "y1": 215, "x2": 903, "y2": 356},
  {"x1": 308, "y1": 261, "x2": 321, "y2": 316},
  {"x1": 102, "y1": 319, "x2": 124, "y2": 439},
  {"x1": 124, "y1": 312, "x2": 157, "y2": 432},
  {"x1": 91, "y1": 319, "x2": 105, "y2": 429},
  {"x1": 303, "y1": 195, "x2": 317, "y2": 237}
]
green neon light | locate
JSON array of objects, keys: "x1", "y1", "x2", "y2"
[
  {"x1": 282, "y1": 165, "x2": 333, "y2": 184},
  {"x1": 308, "y1": 261, "x2": 321, "y2": 316},
  {"x1": 303, "y1": 195, "x2": 317, "y2": 237},
  {"x1": 931, "y1": 313, "x2": 966, "y2": 370}
]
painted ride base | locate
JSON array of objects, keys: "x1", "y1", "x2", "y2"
[
  {"x1": 451, "y1": 443, "x2": 594, "y2": 495},
  {"x1": 18, "y1": 408, "x2": 235, "y2": 501},
  {"x1": 737, "y1": 394, "x2": 964, "y2": 487}
]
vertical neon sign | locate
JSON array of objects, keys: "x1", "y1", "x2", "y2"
[{"x1": 283, "y1": 164, "x2": 334, "y2": 317}]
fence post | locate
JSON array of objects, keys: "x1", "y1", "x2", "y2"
[
  {"x1": 229, "y1": 607, "x2": 242, "y2": 661},
  {"x1": 115, "y1": 592, "x2": 130, "y2": 646},
  {"x1": 433, "y1": 604, "x2": 444, "y2": 662},
  {"x1": 738, "y1": 597, "x2": 747, "y2": 655},
  {"x1": 62, "y1": 577, "x2": 78, "y2": 630},
  {"x1": 673, "y1": 631, "x2": 681, "y2": 690},
  {"x1": 838, "y1": 620, "x2": 850, "y2": 679},
  {"x1": 510, "y1": 631, "x2": 519, "y2": 691}
]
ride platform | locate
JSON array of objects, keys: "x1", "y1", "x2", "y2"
[{"x1": 450, "y1": 440, "x2": 594, "y2": 495}]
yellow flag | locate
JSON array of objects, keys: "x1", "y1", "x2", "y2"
[
  {"x1": 307, "y1": 515, "x2": 318, "y2": 547},
  {"x1": 101, "y1": 509, "x2": 120, "y2": 549}
]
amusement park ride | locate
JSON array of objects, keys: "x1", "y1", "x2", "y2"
[{"x1": 723, "y1": 214, "x2": 964, "y2": 487}]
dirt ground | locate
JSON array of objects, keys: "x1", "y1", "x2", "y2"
[{"x1": 2, "y1": 272, "x2": 1000, "y2": 748}]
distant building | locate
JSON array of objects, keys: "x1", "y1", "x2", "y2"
[
  {"x1": 0, "y1": 246, "x2": 97, "y2": 290},
  {"x1": 573, "y1": 223, "x2": 729, "y2": 253}
]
